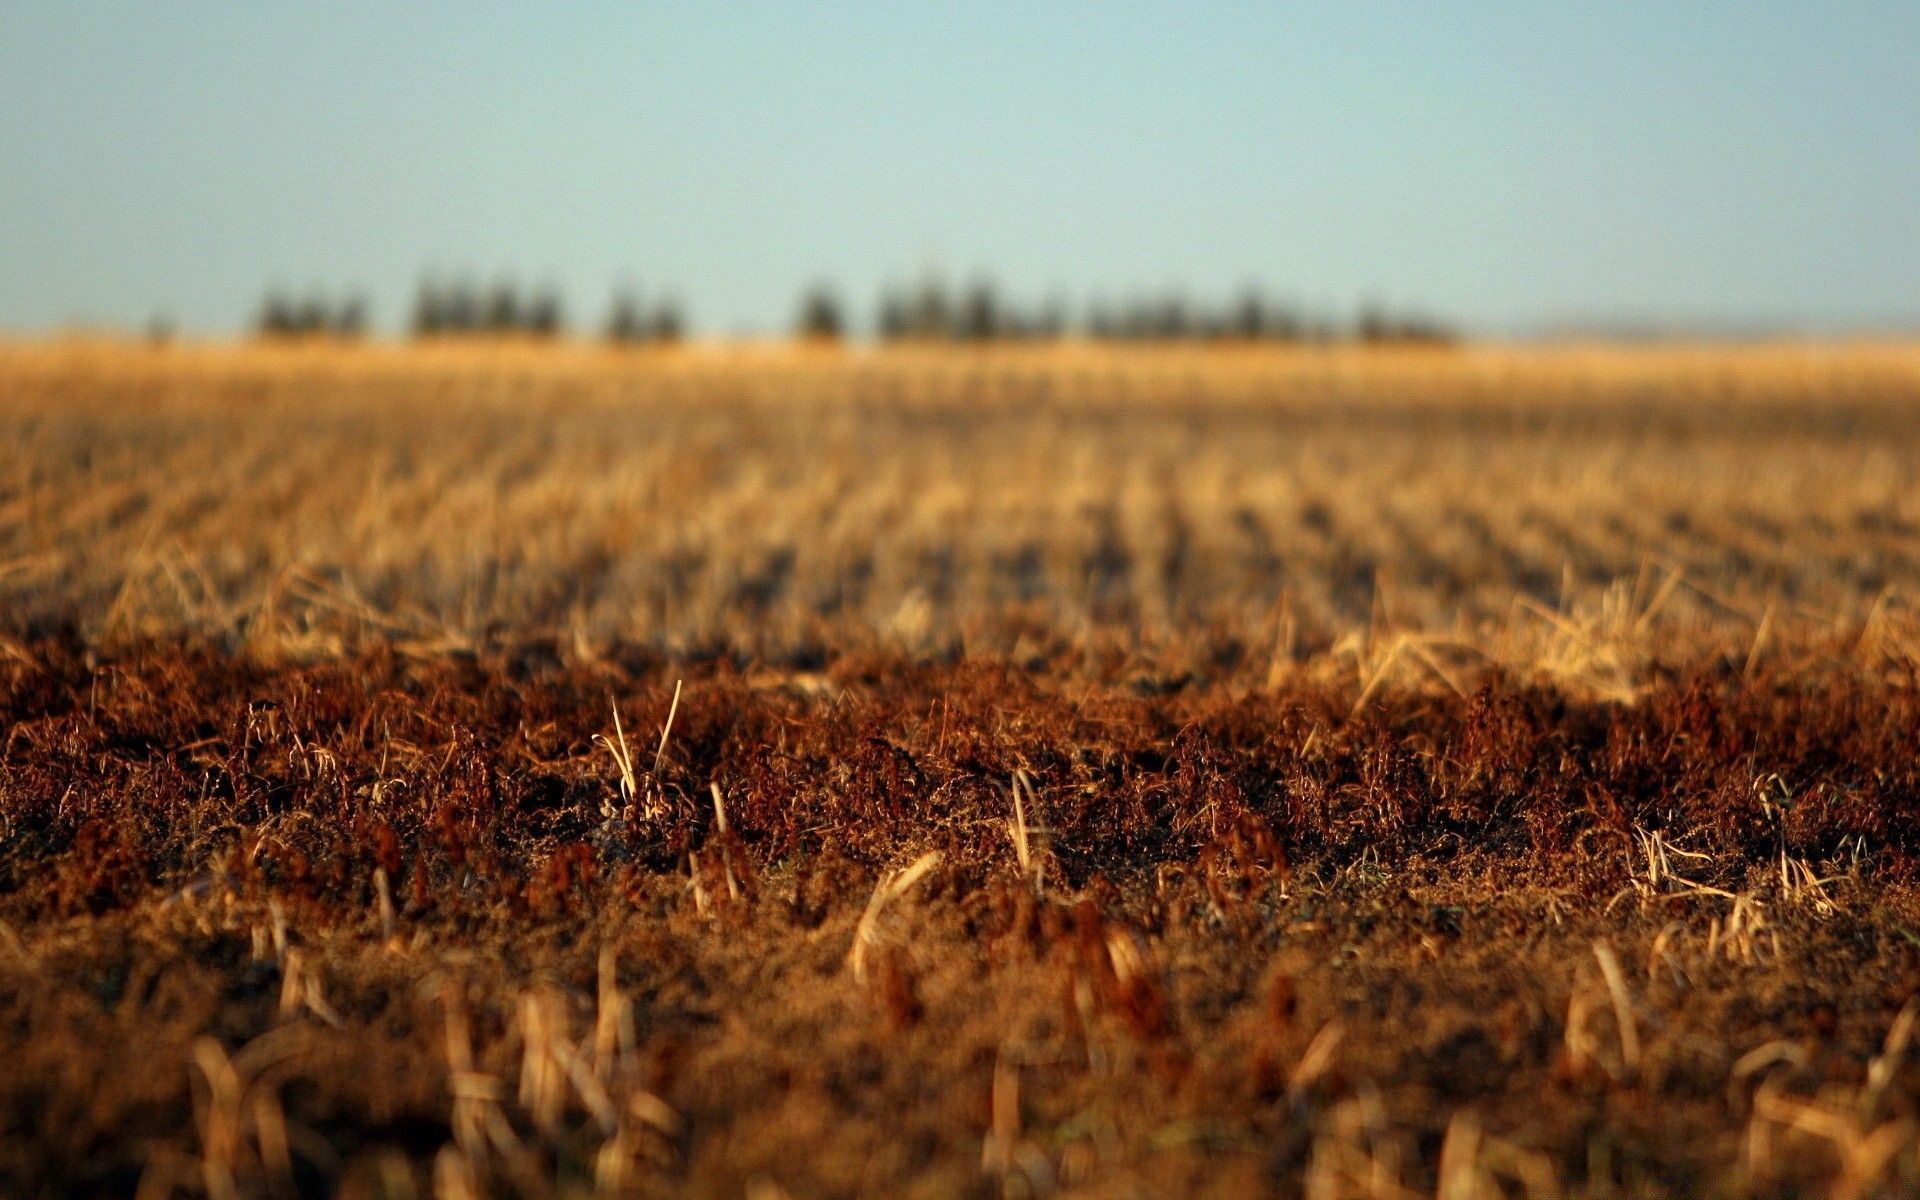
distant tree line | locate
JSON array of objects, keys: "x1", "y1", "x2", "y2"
[
  {"x1": 602, "y1": 288, "x2": 685, "y2": 345},
  {"x1": 411, "y1": 279, "x2": 564, "y2": 338},
  {"x1": 860, "y1": 278, "x2": 1453, "y2": 345},
  {"x1": 869, "y1": 279, "x2": 1070, "y2": 342},
  {"x1": 256, "y1": 275, "x2": 1455, "y2": 345},
  {"x1": 255, "y1": 289, "x2": 368, "y2": 339}
]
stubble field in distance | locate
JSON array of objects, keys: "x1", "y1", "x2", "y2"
[{"x1": 5, "y1": 339, "x2": 1920, "y2": 1198}]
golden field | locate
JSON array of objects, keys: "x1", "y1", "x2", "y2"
[
  {"x1": 6, "y1": 339, "x2": 1920, "y2": 1198},
  {"x1": 4, "y1": 339, "x2": 1919, "y2": 692}
]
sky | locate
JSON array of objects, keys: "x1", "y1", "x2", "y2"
[{"x1": 1, "y1": 2, "x2": 1916, "y2": 338}]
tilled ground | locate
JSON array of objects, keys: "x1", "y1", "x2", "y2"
[{"x1": 4, "y1": 642, "x2": 1920, "y2": 1198}]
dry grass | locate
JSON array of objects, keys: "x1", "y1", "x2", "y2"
[
  {"x1": 5, "y1": 338, "x2": 1920, "y2": 1198},
  {"x1": 4, "y1": 339, "x2": 1920, "y2": 692}
]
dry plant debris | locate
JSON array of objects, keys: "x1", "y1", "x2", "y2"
[{"x1": 1, "y1": 342, "x2": 1920, "y2": 1197}]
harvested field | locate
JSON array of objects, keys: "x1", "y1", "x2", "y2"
[
  {"x1": 6, "y1": 341, "x2": 1920, "y2": 679},
  {"x1": 5, "y1": 342, "x2": 1920, "y2": 1198}
]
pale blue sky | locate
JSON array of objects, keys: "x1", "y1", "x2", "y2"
[{"x1": 2, "y1": 2, "x2": 1916, "y2": 336}]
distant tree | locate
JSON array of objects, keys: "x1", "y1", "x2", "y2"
[
  {"x1": 257, "y1": 290, "x2": 300, "y2": 338},
  {"x1": 333, "y1": 295, "x2": 368, "y2": 338},
  {"x1": 957, "y1": 281, "x2": 1001, "y2": 342},
  {"x1": 1030, "y1": 298, "x2": 1068, "y2": 341},
  {"x1": 411, "y1": 280, "x2": 446, "y2": 338},
  {"x1": 796, "y1": 284, "x2": 845, "y2": 341},
  {"x1": 647, "y1": 297, "x2": 685, "y2": 343},
  {"x1": 906, "y1": 276, "x2": 953, "y2": 340},
  {"x1": 484, "y1": 283, "x2": 523, "y2": 335},
  {"x1": 442, "y1": 282, "x2": 480, "y2": 334},
  {"x1": 1356, "y1": 301, "x2": 1391, "y2": 345},
  {"x1": 1230, "y1": 288, "x2": 1269, "y2": 341},
  {"x1": 1085, "y1": 302, "x2": 1117, "y2": 342},
  {"x1": 291, "y1": 294, "x2": 330, "y2": 336},
  {"x1": 606, "y1": 289, "x2": 645, "y2": 343},
  {"x1": 525, "y1": 289, "x2": 563, "y2": 338},
  {"x1": 875, "y1": 287, "x2": 911, "y2": 341},
  {"x1": 1149, "y1": 295, "x2": 1193, "y2": 341},
  {"x1": 1265, "y1": 302, "x2": 1303, "y2": 342}
]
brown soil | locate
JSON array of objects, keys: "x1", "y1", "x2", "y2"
[{"x1": 6, "y1": 641, "x2": 1920, "y2": 1198}]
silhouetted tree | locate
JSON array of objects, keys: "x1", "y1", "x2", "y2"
[
  {"x1": 483, "y1": 283, "x2": 523, "y2": 335},
  {"x1": 647, "y1": 297, "x2": 684, "y2": 343},
  {"x1": 442, "y1": 282, "x2": 480, "y2": 334},
  {"x1": 1030, "y1": 297, "x2": 1068, "y2": 341},
  {"x1": 257, "y1": 290, "x2": 300, "y2": 338},
  {"x1": 906, "y1": 277, "x2": 953, "y2": 340},
  {"x1": 293, "y1": 295, "x2": 330, "y2": 336},
  {"x1": 876, "y1": 287, "x2": 911, "y2": 341},
  {"x1": 333, "y1": 295, "x2": 368, "y2": 338},
  {"x1": 1151, "y1": 295, "x2": 1195, "y2": 341},
  {"x1": 1356, "y1": 302, "x2": 1391, "y2": 345},
  {"x1": 1088, "y1": 303, "x2": 1114, "y2": 340},
  {"x1": 1230, "y1": 289, "x2": 1269, "y2": 341},
  {"x1": 1265, "y1": 302, "x2": 1302, "y2": 342},
  {"x1": 796, "y1": 284, "x2": 845, "y2": 341},
  {"x1": 411, "y1": 280, "x2": 446, "y2": 337},
  {"x1": 606, "y1": 289, "x2": 645, "y2": 343},
  {"x1": 525, "y1": 289, "x2": 563, "y2": 338},
  {"x1": 957, "y1": 281, "x2": 1001, "y2": 342}
]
